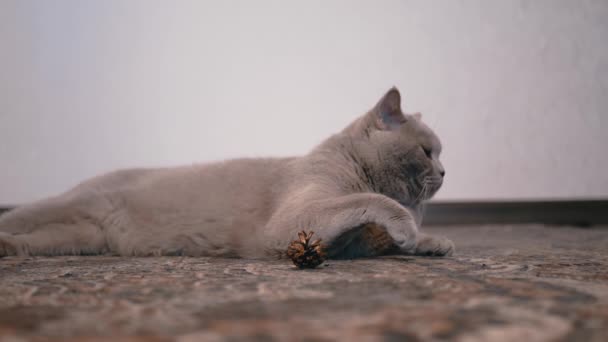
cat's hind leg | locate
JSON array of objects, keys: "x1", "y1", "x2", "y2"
[
  {"x1": 0, "y1": 196, "x2": 109, "y2": 257},
  {"x1": 0, "y1": 222, "x2": 106, "y2": 257}
]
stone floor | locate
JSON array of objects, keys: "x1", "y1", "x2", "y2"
[{"x1": 0, "y1": 225, "x2": 607, "y2": 341}]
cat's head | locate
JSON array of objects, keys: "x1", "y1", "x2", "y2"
[{"x1": 343, "y1": 87, "x2": 445, "y2": 205}]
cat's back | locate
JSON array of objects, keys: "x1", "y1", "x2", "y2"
[{"x1": 77, "y1": 157, "x2": 297, "y2": 220}]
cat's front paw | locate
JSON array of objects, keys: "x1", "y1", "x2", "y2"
[{"x1": 414, "y1": 234, "x2": 455, "y2": 257}]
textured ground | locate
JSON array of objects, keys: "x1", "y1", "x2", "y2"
[{"x1": 1, "y1": 225, "x2": 607, "y2": 341}]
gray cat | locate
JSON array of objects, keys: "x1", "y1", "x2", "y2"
[{"x1": 0, "y1": 87, "x2": 454, "y2": 259}]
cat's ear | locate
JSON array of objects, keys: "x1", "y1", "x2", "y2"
[{"x1": 374, "y1": 87, "x2": 406, "y2": 130}]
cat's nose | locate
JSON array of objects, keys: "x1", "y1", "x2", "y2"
[{"x1": 440, "y1": 170, "x2": 445, "y2": 177}]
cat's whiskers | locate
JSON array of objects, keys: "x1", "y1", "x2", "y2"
[{"x1": 414, "y1": 181, "x2": 428, "y2": 204}]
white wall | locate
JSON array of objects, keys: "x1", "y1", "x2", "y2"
[{"x1": 1, "y1": 0, "x2": 607, "y2": 204}]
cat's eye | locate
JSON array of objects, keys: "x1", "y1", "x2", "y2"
[
  {"x1": 422, "y1": 147, "x2": 431, "y2": 158},
  {"x1": 422, "y1": 146, "x2": 432, "y2": 158}
]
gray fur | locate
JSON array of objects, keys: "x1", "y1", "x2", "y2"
[{"x1": 0, "y1": 87, "x2": 454, "y2": 259}]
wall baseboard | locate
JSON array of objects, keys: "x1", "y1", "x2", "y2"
[
  {"x1": 1, "y1": 200, "x2": 607, "y2": 227},
  {"x1": 423, "y1": 200, "x2": 608, "y2": 226}
]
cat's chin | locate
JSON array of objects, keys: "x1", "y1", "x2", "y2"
[
  {"x1": 398, "y1": 199, "x2": 420, "y2": 208},
  {"x1": 423, "y1": 183, "x2": 442, "y2": 200},
  {"x1": 400, "y1": 188, "x2": 440, "y2": 206}
]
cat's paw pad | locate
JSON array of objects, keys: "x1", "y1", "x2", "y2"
[{"x1": 414, "y1": 235, "x2": 455, "y2": 257}]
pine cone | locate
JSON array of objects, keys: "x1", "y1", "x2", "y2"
[{"x1": 286, "y1": 230, "x2": 326, "y2": 269}]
